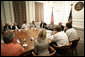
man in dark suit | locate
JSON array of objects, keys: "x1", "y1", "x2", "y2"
[
  {"x1": 40, "y1": 20, "x2": 47, "y2": 29},
  {"x1": 12, "y1": 22, "x2": 20, "y2": 30},
  {"x1": 4, "y1": 23, "x2": 11, "y2": 31}
]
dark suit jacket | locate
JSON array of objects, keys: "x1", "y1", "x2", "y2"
[
  {"x1": 40, "y1": 23, "x2": 47, "y2": 28},
  {"x1": 12, "y1": 25, "x2": 20, "y2": 30},
  {"x1": 4, "y1": 25, "x2": 11, "y2": 31},
  {"x1": 61, "y1": 25, "x2": 64, "y2": 31}
]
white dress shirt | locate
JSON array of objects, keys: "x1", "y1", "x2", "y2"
[
  {"x1": 66, "y1": 28, "x2": 78, "y2": 41},
  {"x1": 30, "y1": 23, "x2": 36, "y2": 28},
  {"x1": 51, "y1": 31, "x2": 69, "y2": 47},
  {"x1": 15, "y1": 26, "x2": 18, "y2": 29},
  {"x1": 21, "y1": 24, "x2": 29, "y2": 29}
]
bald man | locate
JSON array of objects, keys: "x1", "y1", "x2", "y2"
[{"x1": 40, "y1": 20, "x2": 47, "y2": 29}]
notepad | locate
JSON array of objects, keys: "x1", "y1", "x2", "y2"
[
  {"x1": 22, "y1": 43, "x2": 28, "y2": 47},
  {"x1": 17, "y1": 39, "x2": 21, "y2": 44}
]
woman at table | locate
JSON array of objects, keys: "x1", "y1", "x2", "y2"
[{"x1": 34, "y1": 29, "x2": 50, "y2": 56}]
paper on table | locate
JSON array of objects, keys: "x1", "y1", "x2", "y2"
[
  {"x1": 17, "y1": 39, "x2": 21, "y2": 44},
  {"x1": 22, "y1": 43, "x2": 28, "y2": 47}
]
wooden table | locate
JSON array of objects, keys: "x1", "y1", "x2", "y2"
[
  {"x1": 13, "y1": 29, "x2": 40, "y2": 52},
  {"x1": 13, "y1": 29, "x2": 52, "y2": 53}
]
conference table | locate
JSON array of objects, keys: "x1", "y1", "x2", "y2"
[{"x1": 12, "y1": 28, "x2": 52, "y2": 53}]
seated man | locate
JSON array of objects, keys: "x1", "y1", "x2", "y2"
[
  {"x1": 21, "y1": 21, "x2": 29, "y2": 29},
  {"x1": 65, "y1": 23, "x2": 78, "y2": 41},
  {"x1": 30, "y1": 21, "x2": 36, "y2": 28},
  {"x1": 1, "y1": 30, "x2": 25, "y2": 56},
  {"x1": 50, "y1": 26, "x2": 69, "y2": 47},
  {"x1": 57, "y1": 22, "x2": 64, "y2": 31},
  {"x1": 3, "y1": 23, "x2": 11, "y2": 31},
  {"x1": 40, "y1": 20, "x2": 47, "y2": 29},
  {"x1": 12, "y1": 22, "x2": 20, "y2": 30},
  {"x1": 50, "y1": 26, "x2": 69, "y2": 54}
]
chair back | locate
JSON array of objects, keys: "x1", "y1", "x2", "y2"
[
  {"x1": 20, "y1": 49, "x2": 33, "y2": 56},
  {"x1": 32, "y1": 46, "x2": 56, "y2": 56},
  {"x1": 61, "y1": 41, "x2": 72, "y2": 50},
  {"x1": 53, "y1": 42, "x2": 72, "y2": 56},
  {"x1": 53, "y1": 42, "x2": 72, "y2": 50},
  {"x1": 70, "y1": 37, "x2": 80, "y2": 48}
]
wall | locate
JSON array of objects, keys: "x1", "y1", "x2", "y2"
[
  {"x1": 1, "y1": 1, "x2": 35, "y2": 27},
  {"x1": 44, "y1": 1, "x2": 71, "y2": 25},
  {"x1": 72, "y1": 1, "x2": 84, "y2": 28},
  {"x1": 72, "y1": 1, "x2": 84, "y2": 42},
  {"x1": 1, "y1": 1, "x2": 14, "y2": 27},
  {"x1": 26, "y1": 1, "x2": 35, "y2": 25}
]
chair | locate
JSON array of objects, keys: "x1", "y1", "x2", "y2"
[
  {"x1": 32, "y1": 46, "x2": 56, "y2": 56},
  {"x1": 52, "y1": 42, "x2": 72, "y2": 56},
  {"x1": 70, "y1": 37, "x2": 80, "y2": 56},
  {"x1": 20, "y1": 49, "x2": 33, "y2": 56}
]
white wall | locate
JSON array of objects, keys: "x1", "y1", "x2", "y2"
[
  {"x1": 1, "y1": 1, "x2": 14, "y2": 26},
  {"x1": 71, "y1": 1, "x2": 84, "y2": 42},
  {"x1": 43, "y1": 1, "x2": 84, "y2": 29},
  {"x1": 26, "y1": 1, "x2": 35, "y2": 25},
  {"x1": 72, "y1": 1, "x2": 84, "y2": 29},
  {"x1": 44, "y1": 1, "x2": 71, "y2": 25}
]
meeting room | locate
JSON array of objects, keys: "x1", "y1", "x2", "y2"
[{"x1": 1, "y1": 1, "x2": 84, "y2": 56}]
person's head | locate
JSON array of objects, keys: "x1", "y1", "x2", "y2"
[
  {"x1": 55, "y1": 26, "x2": 62, "y2": 32},
  {"x1": 24, "y1": 21, "x2": 27, "y2": 24},
  {"x1": 58, "y1": 22, "x2": 62, "y2": 26},
  {"x1": 14, "y1": 22, "x2": 17, "y2": 26},
  {"x1": 3, "y1": 30, "x2": 15, "y2": 43},
  {"x1": 32, "y1": 21, "x2": 35, "y2": 24},
  {"x1": 66, "y1": 22, "x2": 72, "y2": 29},
  {"x1": 6, "y1": 23, "x2": 9, "y2": 26},
  {"x1": 37, "y1": 29, "x2": 47, "y2": 43}
]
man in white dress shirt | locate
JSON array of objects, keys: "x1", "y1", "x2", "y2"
[
  {"x1": 21, "y1": 21, "x2": 29, "y2": 29},
  {"x1": 50, "y1": 26, "x2": 69, "y2": 47},
  {"x1": 65, "y1": 23, "x2": 78, "y2": 41}
]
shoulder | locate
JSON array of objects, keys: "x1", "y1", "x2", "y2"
[
  {"x1": 15, "y1": 43, "x2": 22, "y2": 48},
  {"x1": 57, "y1": 31, "x2": 66, "y2": 35},
  {"x1": 12, "y1": 26, "x2": 15, "y2": 27},
  {"x1": 1, "y1": 44, "x2": 4, "y2": 47},
  {"x1": 67, "y1": 28, "x2": 76, "y2": 32},
  {"x1": 16, "y1": 43, "x2": 25, "y2": 49}
]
